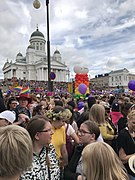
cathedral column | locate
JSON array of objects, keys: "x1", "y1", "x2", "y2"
[
  {"x1": 44, "y1": 68, "x2": 47, "y2": 81},
  {"x1": 39, "y1": 68, "x2": 41, "y2": 80},
  {"x1": 11, "y1": 69, "x2": 13, "y2": 78},
  {"x1": 41, "y1": 67, "x2": 44, "y2": 81}
]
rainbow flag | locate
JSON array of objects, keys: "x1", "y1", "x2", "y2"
[
  {"x1": 20, "y1": 87, "x2": 30, "y2": 94},
  {"x1": 14, "y1": 86, "x2": 22, "y2": 91}
]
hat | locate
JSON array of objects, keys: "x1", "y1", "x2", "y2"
[
  {"x1": 128, "y1": 155, "x2": 135, "y2": 174},
  {"x1": 17, "y1": 94, "x2": 32, "y2": 103},
  {"x1": 0, "y1": 110, "x2": 16, "y2": 123},
  {"x1": 78, "y1": 102, "x2": 84, "y2": 110},
  {"x1": 111, "y1": 102, "x2": 119, "y2": 112}
]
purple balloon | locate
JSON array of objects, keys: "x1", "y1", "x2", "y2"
[
  {"x1": 78, "y1": 83, "x2": 87, "y2": 95},
  {"x1": 128, "y1": 80, "x2": 135, "y2": 91}
]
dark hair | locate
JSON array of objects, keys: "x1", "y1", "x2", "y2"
[
  {"x1": 32, "y1": 104, "x2": 44, "y2": 116},
  {"x1": 26, "y1": 116, "x2": 48, "y2": 141},
  {"x1": 7, "y1": 97, "x2": 17, "y2": 110},
  {"x1": 87, "y1": 97, "x2": 96, "y2": 109},
  {"x1": 67, "y1": 101, "x2": 75, "y2": 109},
  {"x1": 53, "y1": 105, "x2": 64, "y2": 112},
  {"x1": 54, "y1": 100, "x2": 63, "y2": 107},
  {"x1": 83, "y1": 120, "x2": 100, "y2": 140},
  {"x1": 111, "y1": 103, "x2": 120, "y2": 112}
]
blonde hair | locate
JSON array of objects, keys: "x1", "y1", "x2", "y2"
[
  {"x1": 82, "y1": 142, "x2": 128, "y2": 180},
  {"x1": 127, "y1": 109, "x2": 135, "y2": 121},
  {"x1": 0, "y1": 125, "x2": 32, "y2": 177},
  {"x1": 89, "y1": 104, "x2": 106, "y2": 125}
]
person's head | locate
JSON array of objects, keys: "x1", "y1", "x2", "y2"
[
  {"x1": 62, "y1": 108, "x2": 72, "y2": 124},
  {"x1": 67, "y1": 100, "x2": 76, "y2": 110},
  {"x1": 32, "y1": 104, "x2": 46, "y2": 116},
  {"x1": 46, "y1": 106, "x2": 66, "y2": 129},
  {"x1": 89, "y1": 104, "x2": 105, "y2": 125},
  {"x1": 82, "y1": 142, "x2": 128, "y2": 180},
  {"x1": 127, "y1": 110, "x2": 135, "y2": 132},
  {"x1": 120, "y1": 103, "x2": 133, "y2": 117},
  {"x1": 54, "y1": 100, "x2": 63, "y2": 107},
  {"x1": 78, "y1": 120, "x2": 100, "y2": 146},
  {"x1": 0, "y1": 110, "x2": 16, "y2": 127},
  {"x1": 111, "y1": 102, "x2": 120, "y2": 112},
  {"x1": 128, "y1": 155, "x2": 135, "y2": 174},
  {"x1": 0, "y1": 125, "x2": 32, "y2": 179},
  {"x1": 6, "y1": 97, "x2": 17, "y2": 110},
  {"x1": 124, "y1": 97, "x2": 130, "y2": 104},
  {"x1": 17, "y1": 94, "x2": 31, "y2": 108},
  {"x1": 26, "y1": 116, "x2": 53, "y2": 147},
  {"x1": 87, "y1": 96, "x2": 96, "y2": 109}
]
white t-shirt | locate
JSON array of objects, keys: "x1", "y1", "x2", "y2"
[
  {"x1": 65, "y1": 123, "x2": 75, "y2": 136},
  {"x1": 97, "y1": 133, "x2": 104, "y2": 142}
]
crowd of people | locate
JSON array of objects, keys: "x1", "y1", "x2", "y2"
[
  {"x1": 2, "y1": 78, "x2": 68, "y2": 93},
  {"x1": 0, "y1": 85, "x2": 135, "y2": 180}
]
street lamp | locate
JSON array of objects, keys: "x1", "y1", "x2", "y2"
[{"x1": 33, "y1": 0, "x2": 52, "y2": 91}]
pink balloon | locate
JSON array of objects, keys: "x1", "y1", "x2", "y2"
[
  {"x1": 74, "y1": 66, "x2": 82, "y2": 73},
  {"x1": 81, "y1": 67, "x2": 89, "y2": 74}
]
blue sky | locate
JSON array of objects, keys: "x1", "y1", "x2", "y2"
[{"x1": 0, "y1": 0, "x2": 135, "y2": 79}]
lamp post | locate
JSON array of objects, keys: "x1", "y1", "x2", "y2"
[{"x1": 33, "y1": 0, "x2": 52, "y2": 92}]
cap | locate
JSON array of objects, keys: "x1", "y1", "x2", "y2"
[
  {"x1": 78, "y1": 102, "x2": 84, "y2": 110},
  {"x1": 0, "y1": 110, "x2": 16, "y2": 123}
]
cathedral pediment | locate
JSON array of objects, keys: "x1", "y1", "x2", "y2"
[
  {"x1": 52, "y1": 59, "x2": 67, "y2": 68},
  {"x1": 2, "y1": 61, "x2": 11, "y2": 70}
]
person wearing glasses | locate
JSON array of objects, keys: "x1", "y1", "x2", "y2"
[
  {"x1": 64, "y1": 120, "x2": 100, "y2": 180},
  {"x1": 20, "y1": 116, "x2": 60, "y2": 180},
  {"x1": 6, "y1": 96, "x2": 18, "y2": 111}
]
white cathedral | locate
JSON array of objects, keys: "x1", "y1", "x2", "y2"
[{"x1": 2, "y1": 27, "x2": 69, "y2": 82}]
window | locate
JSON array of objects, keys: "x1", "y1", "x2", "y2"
[
  {"x1": 36, "y1": 43, "x2": 39, "y2": 50},
  {"x1": 119, "y1": 76, "x2": 121, "y2": 81}
]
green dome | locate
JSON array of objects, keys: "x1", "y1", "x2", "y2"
[
  {"x1": 17, "y1": 52, "x2": 23, "y2": 56},
  {"x1": 31, "y1": 27, "x2": 44, "y2": 38},
  {"x1": 28, "y1": 44, "x2": 35, "y2": 49},
  {"x1": 54, "y1": 49, "x2": 60, "y2": 54}
]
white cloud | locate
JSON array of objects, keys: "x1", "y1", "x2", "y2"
[{"x1": 0, "y1": 0, "x2": 135, "y2": 79}]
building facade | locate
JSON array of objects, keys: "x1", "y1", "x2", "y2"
[
  {"x1": 90, "y1": 68, "x2": 135, "y2": 90},
  {"x1": 90, "y1": 73, "x2": 109, "y2": 90},
  {"x1": 2, "y1": 27, "x2": 69, "y2": 82}
]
